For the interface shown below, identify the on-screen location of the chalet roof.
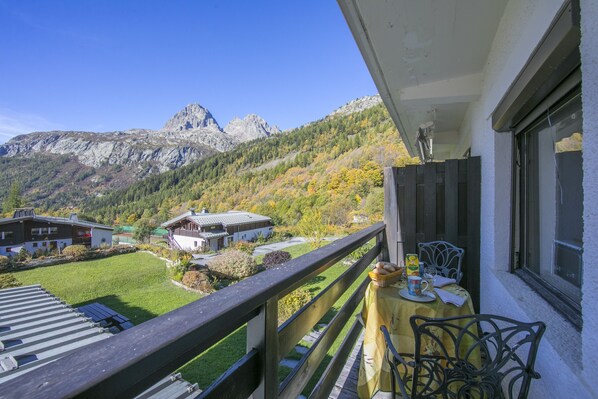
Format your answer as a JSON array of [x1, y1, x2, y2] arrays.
[[161, 211, 271, 229], [0, 215, 113, 231], [0, 285, 201, 398]]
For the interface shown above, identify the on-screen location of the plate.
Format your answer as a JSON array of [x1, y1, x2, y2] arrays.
[[399, 288, 436, 303]]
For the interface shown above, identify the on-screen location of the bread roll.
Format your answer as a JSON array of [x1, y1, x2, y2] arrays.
[[376, 261, 398, 272], [383, 264, 397, 272], [374, 266, 389, 275]]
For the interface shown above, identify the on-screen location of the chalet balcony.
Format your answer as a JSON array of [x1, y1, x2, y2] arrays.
[[2, 160, 485, 399], [172, 229, 204, 239]]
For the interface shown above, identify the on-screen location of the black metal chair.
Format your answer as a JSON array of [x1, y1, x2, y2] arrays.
[[380, 314, 546, 399], [417, 241, 465, 283]]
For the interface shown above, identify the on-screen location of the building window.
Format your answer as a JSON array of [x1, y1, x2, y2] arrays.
[[33, 242, 38, 248], [194, 241, 198, 247], [48, 227, 58, 234], [515, 87, 582, 309], [1, 231, 13, 240], [42, 242, 47, 247]]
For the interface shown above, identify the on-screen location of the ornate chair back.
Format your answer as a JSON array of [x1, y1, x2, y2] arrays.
[[417, 240, 464, 283], [381, 314, 546, 399]]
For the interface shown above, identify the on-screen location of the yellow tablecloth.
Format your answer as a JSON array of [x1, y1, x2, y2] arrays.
[[357, 280, 476, 399]]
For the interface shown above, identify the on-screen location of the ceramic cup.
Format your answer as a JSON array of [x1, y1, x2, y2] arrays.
[[407, 275, 429, 296]]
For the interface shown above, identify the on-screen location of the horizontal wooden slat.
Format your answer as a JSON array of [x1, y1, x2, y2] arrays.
[[198, 350, 260, 399], [2, 222, 385, 399], [278, 277, 370, 399], [309, 319, 363, 399], [276, 224, 385, 299], [278, 243, 380, 359]]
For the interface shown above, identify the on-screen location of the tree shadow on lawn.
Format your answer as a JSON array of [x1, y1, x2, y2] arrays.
[[178, 326, 248, 389], [303, 275, 326, 292], [74, 295, 158, 326]]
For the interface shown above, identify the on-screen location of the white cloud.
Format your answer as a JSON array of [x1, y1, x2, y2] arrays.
[[0, 109, 62, 144]]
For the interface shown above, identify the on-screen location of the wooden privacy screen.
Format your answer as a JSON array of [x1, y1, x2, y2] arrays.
[[384, 157, 481, 310]]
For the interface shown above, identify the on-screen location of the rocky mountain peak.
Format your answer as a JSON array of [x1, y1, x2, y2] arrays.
[[327, 94, 382, 118], [224, 114, 281, 142], [162, 103, 220, 132]]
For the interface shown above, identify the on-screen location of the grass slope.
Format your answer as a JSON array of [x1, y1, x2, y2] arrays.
[[13, 252, 201, 324]]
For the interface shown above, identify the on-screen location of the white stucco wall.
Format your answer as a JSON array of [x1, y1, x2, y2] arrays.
[[230, 226, 273, 243], [173, 226, 272, 251], [580, 0, 598, 386], [173, 234, 206, 251], [91, 228, 113, 248], [463, 0, 596, 396], [0, 239, 72, 256]]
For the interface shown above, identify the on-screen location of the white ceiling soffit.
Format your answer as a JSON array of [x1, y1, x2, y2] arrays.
[[338, 0, 508, 160]]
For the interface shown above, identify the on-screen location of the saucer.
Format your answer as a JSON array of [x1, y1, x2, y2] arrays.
[[399, 288, 436, 303]]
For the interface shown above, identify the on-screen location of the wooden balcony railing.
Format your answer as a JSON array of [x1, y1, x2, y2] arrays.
[[3, 222, 386, 399], [173, 229, 203, 238]]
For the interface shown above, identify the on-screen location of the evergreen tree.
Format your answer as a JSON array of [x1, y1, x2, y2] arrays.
[[3, 181, 23, 214], [133, 218, 156, 244]]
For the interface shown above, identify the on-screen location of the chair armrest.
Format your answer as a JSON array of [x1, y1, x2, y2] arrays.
[[380, 325, 414, 398]]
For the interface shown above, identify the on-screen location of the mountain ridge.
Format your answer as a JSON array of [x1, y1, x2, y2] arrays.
[[0, 95, 389, 213], [0, 103, 280, 172], [85, 101, 418, 227]]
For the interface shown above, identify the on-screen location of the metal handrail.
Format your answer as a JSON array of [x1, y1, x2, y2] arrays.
[[3, 222, 386, 399]]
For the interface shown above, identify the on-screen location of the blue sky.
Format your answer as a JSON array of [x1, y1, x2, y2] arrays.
[[0, 1, 377, 143]]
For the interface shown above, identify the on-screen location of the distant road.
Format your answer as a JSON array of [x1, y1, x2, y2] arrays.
[[252, 237, 308, 256]]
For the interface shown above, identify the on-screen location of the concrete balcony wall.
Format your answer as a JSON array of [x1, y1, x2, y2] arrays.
[[466, 0, 596, 396]]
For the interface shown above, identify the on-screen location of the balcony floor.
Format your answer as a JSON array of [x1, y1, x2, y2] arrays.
[[330, 331, 394, 399], [329, 332, 362, 399]]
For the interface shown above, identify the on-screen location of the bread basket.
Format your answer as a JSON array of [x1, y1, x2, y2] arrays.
[[368, 268, 404, 287]]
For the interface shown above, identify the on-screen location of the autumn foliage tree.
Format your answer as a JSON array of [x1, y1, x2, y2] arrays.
[[297, 210, 328, 249]]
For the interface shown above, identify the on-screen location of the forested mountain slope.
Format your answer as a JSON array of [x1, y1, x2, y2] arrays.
[[86, 104, 419, 227]]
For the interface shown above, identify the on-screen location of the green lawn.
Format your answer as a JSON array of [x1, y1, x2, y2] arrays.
[[13, 252, 201, 324], [11, 243, 370, 394], [254, 241, 314, 265]]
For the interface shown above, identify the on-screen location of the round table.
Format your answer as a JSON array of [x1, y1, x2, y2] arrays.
[[357, 280, 475, 398]]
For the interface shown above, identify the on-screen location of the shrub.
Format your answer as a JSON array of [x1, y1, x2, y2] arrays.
[[228, 240, 256, 255], [170, 254, 192, 281], [15, 248, 30, 262], [62, 245, 89, 258], [255, 232, 267, 244], [349, 240, 375, 261], [0, 274, 21, 289], [0, 255, 10, 271], [171, 249, 189, 261], [263, 250, 292, 269], [182, 271, 214, 293], [137, 243, 186, 261], [278, 287, 313, 325], [169, 268, 184, 282], [208, 250, 258, 280]]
